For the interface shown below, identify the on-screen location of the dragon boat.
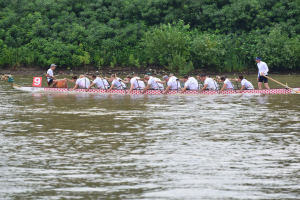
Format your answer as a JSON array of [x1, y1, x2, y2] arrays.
[[1, 75, 300, 95]]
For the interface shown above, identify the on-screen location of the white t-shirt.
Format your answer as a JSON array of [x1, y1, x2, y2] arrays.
[[93, 77, 104, 88], [112, 77, 126, 89], [241, 79, 254, 89], [184, 77, 199, 90], [257, 61, 269, 77], [102, 78, 110, 88], [46, 69, 53, 82], [76, 77, 90, 88], [167, 76, 181, 90], [148, 76, 164, 89], [224, 78, 234, 89], [204, 78, 216, 90], [130, 77, 145, 89]]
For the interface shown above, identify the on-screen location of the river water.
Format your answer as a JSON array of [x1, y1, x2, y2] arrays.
[[1, 75, 300, 199]]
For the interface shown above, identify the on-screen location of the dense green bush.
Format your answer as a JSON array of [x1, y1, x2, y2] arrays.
[[0, 0, 300, 73]]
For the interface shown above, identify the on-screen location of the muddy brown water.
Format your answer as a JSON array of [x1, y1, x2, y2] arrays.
[[0, 75, 300, 199]]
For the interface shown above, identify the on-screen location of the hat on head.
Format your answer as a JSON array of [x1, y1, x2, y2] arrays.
[[51, 64, 57, 67], [163, 75, 169, 80], [255, 57, 262, 61], [169, 73, 174, 76]]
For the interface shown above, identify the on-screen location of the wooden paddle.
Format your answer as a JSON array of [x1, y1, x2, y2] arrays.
[[262, 75, 300, 94]]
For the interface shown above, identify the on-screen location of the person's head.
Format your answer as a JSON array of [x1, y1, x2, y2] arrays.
[[72, 76, 77, 80], [97, 75, 102, 78], [163, 75, 169, 82], [126, 75, 132, 80], [169, 73, 174, 77], [198, 74, 207, 82], [144, 75, 150, 81], [182, 75, 189, 82], [92, 74, 97, 79], [255, 57, 262, 63], [79, 75, 85, 79], [238, 75, 244, 82], [220, 76, 226, 82], [50, 64, 57, 70], [111, 74, 116, 78]]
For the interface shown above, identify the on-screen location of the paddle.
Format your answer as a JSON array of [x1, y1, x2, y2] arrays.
[[213, 80, 220, 94], [176, 78, 179, 93], [118, 79, 127, 94], [101, 78, 107, 92], [262, 75, 300, 94], [156, 82, 163, 94], [136, 78, 142, 94]]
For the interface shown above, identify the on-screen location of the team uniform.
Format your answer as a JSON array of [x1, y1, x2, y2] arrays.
[[167, 76, 181, 90], [102, 78, 110, 89], [257, 61, 269, 83], [204, 78, 216, 90], [241, 79, 254, 89], [184, 77, 199, 90], [47, 69, 54, 83], [224, 78, 234, 89], [130, 77, 145, 89], [148, 76, 164, 89], [93, 77, 105, 89], [76, 77, 90, 88], [112, 78, 126, 89]]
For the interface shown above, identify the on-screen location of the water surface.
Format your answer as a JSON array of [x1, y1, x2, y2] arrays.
[[0, 75, 300, 199]]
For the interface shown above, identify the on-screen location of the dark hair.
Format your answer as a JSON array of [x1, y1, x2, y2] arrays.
[[220, 76, 226, 81], [92, 74, 96, 78], [183, 75, 189, 79], [199, 74, 206, 78], [238, 75, 244, 80], [72, 76, 77, 79], [127, 75, 132, 79], [111, 74, 115, 78]]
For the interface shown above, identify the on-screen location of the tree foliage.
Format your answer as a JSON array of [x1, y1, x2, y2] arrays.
[[0, 0, 300, 72]]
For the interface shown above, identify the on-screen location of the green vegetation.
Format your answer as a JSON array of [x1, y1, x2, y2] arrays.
[[1, 0, 300, 73]]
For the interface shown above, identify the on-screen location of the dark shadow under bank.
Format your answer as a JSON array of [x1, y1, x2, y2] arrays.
[[1, 65, 300, 76]]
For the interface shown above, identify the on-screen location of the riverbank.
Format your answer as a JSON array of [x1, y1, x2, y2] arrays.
[[0, 66, 299, 77]]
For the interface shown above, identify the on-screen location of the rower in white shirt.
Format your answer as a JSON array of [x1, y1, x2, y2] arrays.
[[255, 57, 270, 90], [198, 74, 216, 92], [231, 76, 254, 92], [70, 75, 90, 91], [180, 75, 199, 93], [142, 75, 164, 94], [216, 76, 234, 92], [106, 74, 126, 92], [85, 74, 105, 91], [127, 74, 145, 94], [156, 74, 181, 94]]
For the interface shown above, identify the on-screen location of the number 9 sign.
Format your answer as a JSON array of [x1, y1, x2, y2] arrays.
[[32, 77, 42, 87]]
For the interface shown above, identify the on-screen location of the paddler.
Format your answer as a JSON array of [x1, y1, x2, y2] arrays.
[[180, 75, 199, 93], [156, 73, 180, 94], [255, 57, 270, 90], [230, 76, 254, 92], [127, 74, 145, 94], [70, 75, 90, 91], [106, 74, 126, 92], [198, 74, 216, 92], [85, 74, 105, 91], [216, 76, 235, 92], [142, 75, 164, 94], [46, 64, 58, 87]]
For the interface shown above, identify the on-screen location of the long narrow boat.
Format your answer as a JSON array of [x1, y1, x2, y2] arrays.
[[12, 85, 300, 95], [2, 75, 300, 95]]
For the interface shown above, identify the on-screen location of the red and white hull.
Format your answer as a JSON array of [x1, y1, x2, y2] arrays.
[[13, 86, 300, 95]]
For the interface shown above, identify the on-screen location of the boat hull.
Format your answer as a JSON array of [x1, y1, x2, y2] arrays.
[[13, 86, 300, 95]]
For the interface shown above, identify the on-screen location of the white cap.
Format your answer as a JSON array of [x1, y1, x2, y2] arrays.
[[51, 64, 57, 67]]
